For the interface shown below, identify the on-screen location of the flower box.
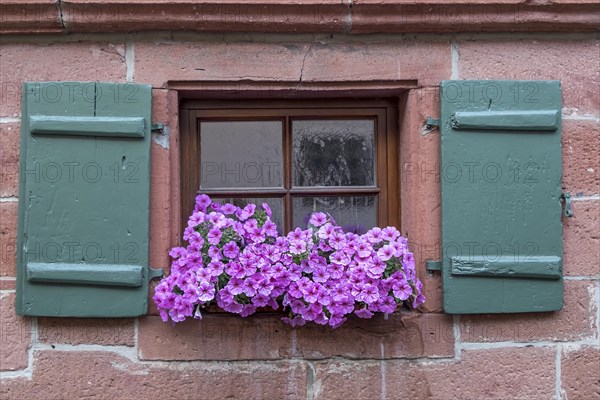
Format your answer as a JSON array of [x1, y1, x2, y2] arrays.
[[154, 195, 425, 328]]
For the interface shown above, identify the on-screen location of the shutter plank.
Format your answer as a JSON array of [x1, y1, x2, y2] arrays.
[[27, 263, 144, 287], [29, 116, 146, 138], [450, 256, 561, 279], [451, 110, 560, 131]]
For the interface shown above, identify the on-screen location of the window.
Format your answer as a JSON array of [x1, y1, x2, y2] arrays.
[[180, 100, 399, 234]]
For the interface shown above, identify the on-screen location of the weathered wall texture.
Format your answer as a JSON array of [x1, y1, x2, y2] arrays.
[[0, 4, 599, 399]]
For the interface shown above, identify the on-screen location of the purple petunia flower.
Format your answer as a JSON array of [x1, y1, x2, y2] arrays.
[[263, 220, 278, 237], [207, 228, 222, 245], [198, 281, 215, 302], [188, 212, 205, 228], [289, 240, 307, 255], [207, 260, 224, 277], [221, 203, 237, 215], [355, 307, 373, 318], [262, 202, 272, 217], [156, 194, 425, 327], [195, 194, 211, 212], [382, 226, 400, 241], [223, 241, 240, 259], [208, 245, 222, 260], [236, 203, 256, 221], [309, 212, 328, 227], [393, 280, 413, 301], [377, 244, 395, 261], [169, 247, 187, 259], [366, 227, 383, 244], [358, 284, 379, 304], [318, 223, 336, 240]]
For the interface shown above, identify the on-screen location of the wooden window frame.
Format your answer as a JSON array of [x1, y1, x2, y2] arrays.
[[180, 99, 399, 233]]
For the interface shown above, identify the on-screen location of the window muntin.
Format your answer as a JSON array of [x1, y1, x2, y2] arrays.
[[181, 100, 398, 234]]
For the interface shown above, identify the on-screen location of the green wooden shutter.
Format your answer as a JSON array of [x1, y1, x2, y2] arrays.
[[439, 80, 563, 314], [16, 82, 162, 317]]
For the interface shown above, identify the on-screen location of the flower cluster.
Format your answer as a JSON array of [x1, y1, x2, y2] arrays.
[[154, 194, 425, 328]]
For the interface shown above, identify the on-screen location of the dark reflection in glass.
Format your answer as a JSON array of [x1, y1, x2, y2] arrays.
[[292, 120, 375, 187]]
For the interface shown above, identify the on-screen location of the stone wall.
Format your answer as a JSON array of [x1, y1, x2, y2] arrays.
[[0, 3, 598, 398]]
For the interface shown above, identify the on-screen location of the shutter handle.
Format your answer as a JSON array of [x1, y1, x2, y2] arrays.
[[561, 192, 574, 218]]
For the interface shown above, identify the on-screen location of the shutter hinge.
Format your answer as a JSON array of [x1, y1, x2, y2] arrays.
[[561, 192, 574, 217], [426, 260, 442, 273], [149, 267, 164, 280], [151, 123, 165, 133], [425, 117, 440, 129]]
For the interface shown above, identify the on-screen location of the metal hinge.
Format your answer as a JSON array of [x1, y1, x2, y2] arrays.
[[426, 260, 442, 273], [151, 123, 165, 133], [425, 117, 440, 129], [561, 192, 574, 217], [149, 267, 164, 280]]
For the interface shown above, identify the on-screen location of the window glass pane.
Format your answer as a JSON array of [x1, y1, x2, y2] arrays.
[[292, 120, 375, 187], [292, 196, 376, 234], [200, 121, 283, 189], [210, 197, 284, 234]]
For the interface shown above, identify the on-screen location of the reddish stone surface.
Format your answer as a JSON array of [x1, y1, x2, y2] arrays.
[[138, 312, 453, 361], [460, 280, 597, 343], [313, 346, 556, 399], [135, 40, 450, 88], [61, 1, 348, 34], [151, 89, 178, 132], [400, 87, 442, 312], [149, 89, 177, 274], [0, 123, 19, 198], [458, 39, 600, 116], [300, 41, 451, 87], [0, 350, 307, 400], [0, 23, 598, 400], [3, 1, 598, 36], [166, 90, 182, 254], [149, 142, 171, 273], [351, 1, 600, 33], [139, 314, 292, 361], [0, 42, 126, 118], [0, 293, 31, 371], [562, 345, 600, 399], [293, 312, 453, 360], [0, 279, 16, 291], [135, 41, 308, 88], [563, 201, 600, 276], [0, 202, 18, 277], [0, 0, 62, 34], [148, 89, 180, 315], [563, 119, 600, 196], [37, 318, 135, 346]]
